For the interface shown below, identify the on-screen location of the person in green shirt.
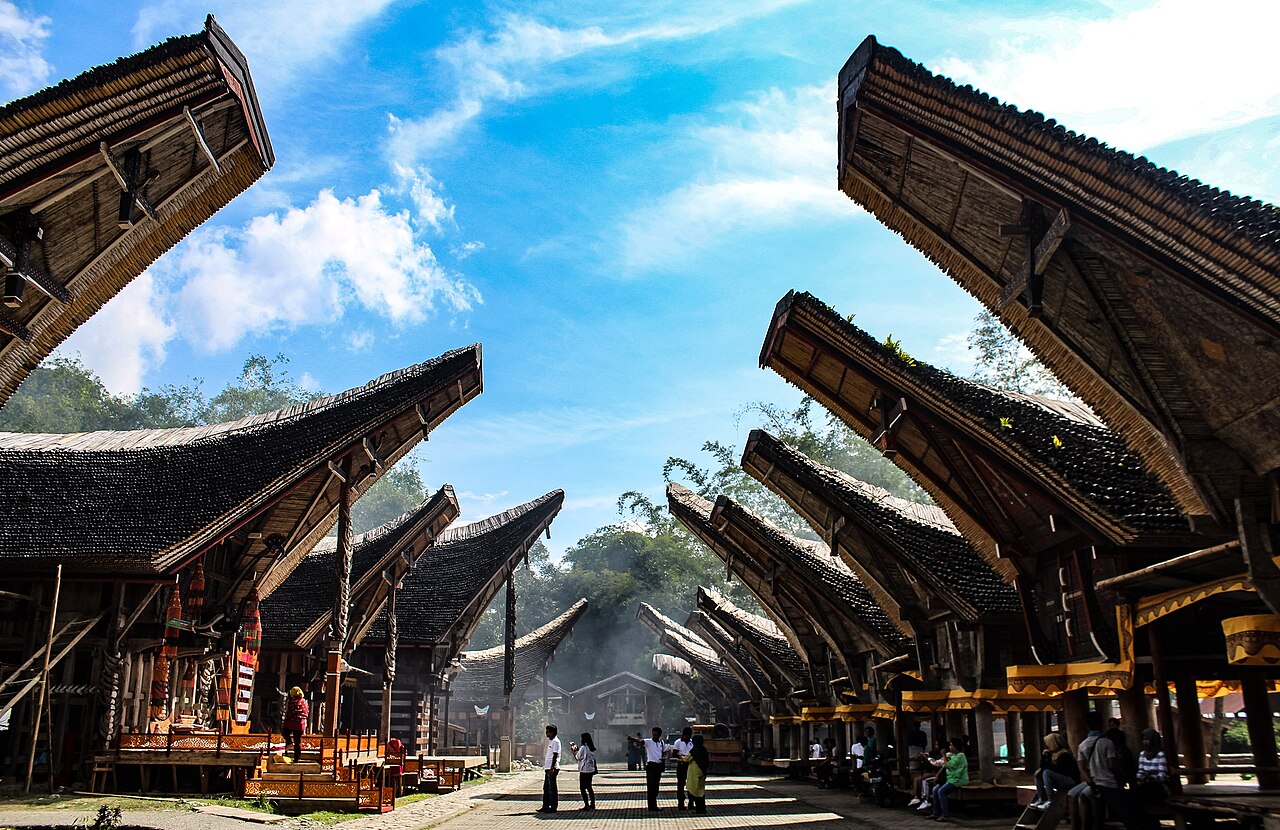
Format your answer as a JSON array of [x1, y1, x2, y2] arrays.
[[931, 737, 969, 822]]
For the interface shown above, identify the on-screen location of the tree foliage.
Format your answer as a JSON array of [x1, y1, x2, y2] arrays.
[[968, 311, 1074, 398]]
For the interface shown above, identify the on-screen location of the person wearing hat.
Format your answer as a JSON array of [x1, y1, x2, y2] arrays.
[[282, 687, 308, 761]]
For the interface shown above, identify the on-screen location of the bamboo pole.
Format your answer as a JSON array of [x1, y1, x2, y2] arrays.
[[26, 564, 62, 792]]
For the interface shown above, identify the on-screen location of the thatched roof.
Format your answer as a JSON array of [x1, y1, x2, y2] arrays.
[[448, 599, 589, 706], [365, 489, 564, 651], [666, 483, 836, 666], [0, 346, 482, 602], [259, 487, 460, 649], [685, 608, 775, 701], [836, 35, 1280, 522], [693, 587, 812, 692], [637, 602, 745, 701], [0, 16, 274, 405], [742, 429, 1019, 629], [708, 492, 910, 654], [761, 291, 1196, 572]]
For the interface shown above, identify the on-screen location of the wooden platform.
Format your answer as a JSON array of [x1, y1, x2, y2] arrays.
[[1169, 783, 1280, 828]]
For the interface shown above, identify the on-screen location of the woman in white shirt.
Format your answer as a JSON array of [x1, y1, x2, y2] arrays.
[[572, 732, 598, 810]]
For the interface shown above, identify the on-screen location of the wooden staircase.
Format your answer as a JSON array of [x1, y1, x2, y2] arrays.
[[0, 611, 106, 720], [242, 734, 394, 813], [1014, 792, 1068, 830]]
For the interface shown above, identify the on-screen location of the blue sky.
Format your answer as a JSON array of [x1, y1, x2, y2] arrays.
[[5, 0, 1278, 556]]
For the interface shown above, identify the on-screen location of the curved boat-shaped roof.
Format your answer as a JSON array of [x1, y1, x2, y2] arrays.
[[449, 599, 589, 705], [836, 35, 1280, 520], [0, 16, 274, 405], [260, 487, 460, 648], [0, 346, 482, 600], [366, 490, 565, 652]]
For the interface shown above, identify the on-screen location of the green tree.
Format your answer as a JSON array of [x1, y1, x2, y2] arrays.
[[0, 356, 138, 433], [352, 460, 429, 533], [200, 353, 318, 423], [968, 311, 1074, 398]]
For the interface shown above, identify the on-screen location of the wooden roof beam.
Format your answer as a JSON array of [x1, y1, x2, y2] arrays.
[[183, 105, 221, 176], [998, 204, 1071, 315], [98, 142, 157, 227], [0, 213, 67, 306]]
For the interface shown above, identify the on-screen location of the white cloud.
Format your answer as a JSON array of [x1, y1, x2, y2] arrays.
[[618, 85, 860, 271], [453, 241, 485, 260], [387, 2, 806, 167], [933, 0, 1280, 150], [131, 0, 396, 93], [56, 272, 174, 394], [0, 0, 52, 98], [931, 332, 977, 377], [390, 165, 456, 232], [162, 188, 479, 351]]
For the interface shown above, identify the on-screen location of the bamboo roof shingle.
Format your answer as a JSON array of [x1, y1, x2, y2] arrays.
[[836, 35, 1280, 522], [365, 490, 565, 651], [637, 602, 746, 702], [761, 291, 1197, 571], [448, 599, 589, 706], [743, 429, 1019, 630], [259, 487, 461, 649], [708, 493, 911, 655], [684, 608, 775, 701], [0, 16, 274, 405], [0, 346, 482, 597], [693, 587, 814, 695]]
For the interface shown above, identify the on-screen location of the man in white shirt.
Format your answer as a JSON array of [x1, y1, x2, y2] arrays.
[[810, 739, 824, 760], [538, 724, 561, 813], [628, 726, 668, 810], [672, 727, 695, 810]]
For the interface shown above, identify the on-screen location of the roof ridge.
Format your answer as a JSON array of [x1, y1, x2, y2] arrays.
[[0, 347, 478, 452], [460, 599, 588, 660], [437, 489, 565, 544]]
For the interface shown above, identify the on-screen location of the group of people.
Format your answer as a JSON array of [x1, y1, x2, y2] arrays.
[[538, 724, 711, 814], [1032, 713, 1170, 830], [904, 734, 970, 822]]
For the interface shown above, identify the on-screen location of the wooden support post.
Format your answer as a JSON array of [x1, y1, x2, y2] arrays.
[[1241, 673, 1280, 790], [1174, 675, 1207, 785], [324, 478, 352, 737], [1022, 712, 1044, 775], [1118, 682, 1148, 756], [1148, 623, 1182, 794], [26, 564, 61, 792], [1006, 710, 1023, 765], [771, 722, 781, 758], [1238, 497, 1280, 614], [944, 709, 967, 745], [975, 703, 997, 784], [895, 706, 911, 788], [499, 573, 516, 772], [380, 577, 397, 744], [1062, 689, 1090, 750]]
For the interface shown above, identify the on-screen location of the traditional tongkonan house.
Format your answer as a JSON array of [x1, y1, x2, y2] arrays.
[[742, 428, 1025, 782], [0, 16, 273, 406], [637, 602, 752, 728], [257, 488, 461, 739], [668, 484, 840, 708], [684, 595, 784, 710], [447, 599, 588, 752], [834, 35, 1280, 799], [691, 588, 831, 758], [671, 481, 909, 705], [357, 490, 565, 755], [0, 345, 481, 793], [760, 291, 1202, 753], [701, 491, 914, 754]]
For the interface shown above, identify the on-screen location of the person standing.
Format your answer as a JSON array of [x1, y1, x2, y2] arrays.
[[572, 732, 597, 810], [932, 737, 969, 822], [672, 727, 695, 809], [282, 686, 308, 762], [628, 726, 668, 811], [627, 732, 642, 771], [685, 733, 711, 814], [538, 724, 561, 813]]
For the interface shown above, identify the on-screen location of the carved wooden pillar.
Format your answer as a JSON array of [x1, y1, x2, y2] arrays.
[[324, 477, 352, 736], [380, 576, 397, 743]]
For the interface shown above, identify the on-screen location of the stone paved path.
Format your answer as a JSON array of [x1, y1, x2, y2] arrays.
[[433, 768, 1016, 830]]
